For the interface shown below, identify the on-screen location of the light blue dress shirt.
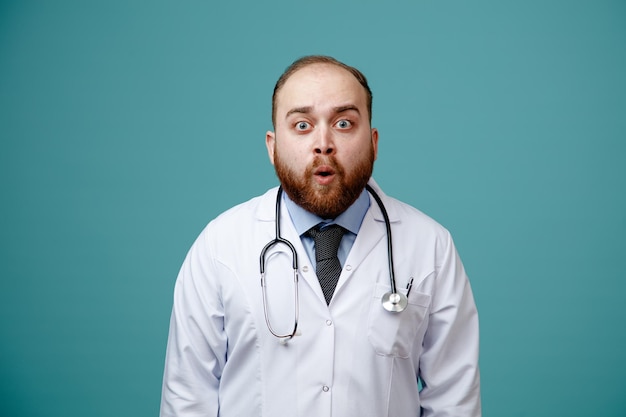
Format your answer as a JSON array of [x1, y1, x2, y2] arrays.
[[282, 189, 370, 269]]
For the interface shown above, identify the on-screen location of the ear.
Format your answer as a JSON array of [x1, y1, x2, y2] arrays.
[[266, 130, 276, 165], [371, 128, 379, 160]]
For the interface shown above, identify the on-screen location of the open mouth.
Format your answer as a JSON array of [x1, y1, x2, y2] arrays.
[[314, 166, 335, 176], [313, 165, 336, 184]]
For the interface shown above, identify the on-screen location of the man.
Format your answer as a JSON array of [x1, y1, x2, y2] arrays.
[[160, 55, 481, 416]]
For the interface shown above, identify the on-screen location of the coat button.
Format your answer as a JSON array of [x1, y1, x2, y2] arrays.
[[326, 320, 332, 326], [322, 385, 330, 392], [302, 265, 309, 272], [345, 264, 352, 271]]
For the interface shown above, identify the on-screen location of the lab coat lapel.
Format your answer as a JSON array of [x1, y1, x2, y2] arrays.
[[257, 187, 328, 305], [334, 181, 400, 297], [277, 201, 329, 305], [333, 204, 385, 297]]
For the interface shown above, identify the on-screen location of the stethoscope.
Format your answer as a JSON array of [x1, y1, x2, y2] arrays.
[[260, 184, 411, 341]]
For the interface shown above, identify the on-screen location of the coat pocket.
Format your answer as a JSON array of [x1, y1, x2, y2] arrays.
[[367, 283, 431, 358]]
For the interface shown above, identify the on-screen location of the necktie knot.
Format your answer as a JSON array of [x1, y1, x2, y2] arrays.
[[306, 224, 346, 262]]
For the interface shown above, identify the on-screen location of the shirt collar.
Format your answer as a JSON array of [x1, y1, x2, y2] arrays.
[[283, 188, 370, 236]]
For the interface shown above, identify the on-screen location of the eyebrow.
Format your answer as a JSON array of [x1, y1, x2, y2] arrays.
[[333, 105, 360, 115], [285, 105, 360, 119], [285, 107, 313, 118]]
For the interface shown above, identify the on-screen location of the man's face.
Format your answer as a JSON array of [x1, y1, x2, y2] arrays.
[[266, 63, 379, 219]]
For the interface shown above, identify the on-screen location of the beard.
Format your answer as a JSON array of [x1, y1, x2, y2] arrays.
[[273, 145, 375, 219]]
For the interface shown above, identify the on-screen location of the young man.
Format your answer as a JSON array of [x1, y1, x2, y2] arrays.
[[160, 55, 481, 416]]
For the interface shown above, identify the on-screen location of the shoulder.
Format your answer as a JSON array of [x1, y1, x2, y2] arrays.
[[388, 195, 445, 229], [374, 190, 461, 270], [384, 195, 451, 240], [368, 179, 449, 239]]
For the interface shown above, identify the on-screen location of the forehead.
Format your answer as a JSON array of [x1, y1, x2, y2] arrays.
[[275, 64, 368, 114]]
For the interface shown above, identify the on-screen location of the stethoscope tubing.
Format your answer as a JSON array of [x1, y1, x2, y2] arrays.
[[259, 184, 406, 340], [364, 183, 398, 296], [260, 187, 300, 339]]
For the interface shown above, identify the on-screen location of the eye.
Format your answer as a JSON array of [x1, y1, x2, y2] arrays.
[[336, 119, 352, 129], [295, 121, 310, 131]]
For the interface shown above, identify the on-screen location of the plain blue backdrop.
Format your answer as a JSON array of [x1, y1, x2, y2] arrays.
[[1, 1, 625, 415]]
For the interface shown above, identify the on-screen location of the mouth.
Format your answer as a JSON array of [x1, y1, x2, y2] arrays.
[[313, 165, 336, 185], [314, 165, 335, 176]]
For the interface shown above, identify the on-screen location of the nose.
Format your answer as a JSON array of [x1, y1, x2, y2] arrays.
[[314, 126, 335, 155]]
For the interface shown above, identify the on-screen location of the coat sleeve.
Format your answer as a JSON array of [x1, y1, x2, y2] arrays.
[[160, 227, 226, 417], [418, 230, 481, 417]]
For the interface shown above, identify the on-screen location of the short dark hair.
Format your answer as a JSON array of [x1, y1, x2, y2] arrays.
[[271, 55, 373, 127]]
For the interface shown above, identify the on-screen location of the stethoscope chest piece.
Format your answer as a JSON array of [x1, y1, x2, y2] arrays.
[[382, 291, 408, 312]]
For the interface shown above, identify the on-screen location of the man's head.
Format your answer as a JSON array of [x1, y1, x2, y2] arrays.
[[266, 56, 378, 219]]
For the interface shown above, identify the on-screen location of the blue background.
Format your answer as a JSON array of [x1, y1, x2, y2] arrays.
[[1, 1, 625, 415]]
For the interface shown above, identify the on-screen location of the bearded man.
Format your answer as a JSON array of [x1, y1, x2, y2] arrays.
[[160, 55, 481, 417]]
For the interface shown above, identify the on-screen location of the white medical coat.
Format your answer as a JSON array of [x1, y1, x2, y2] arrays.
[[160, 180, 481, 417]]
